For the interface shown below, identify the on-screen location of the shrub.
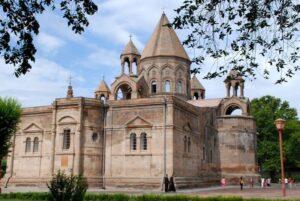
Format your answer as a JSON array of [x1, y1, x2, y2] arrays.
[[47, 171, 88, 201]]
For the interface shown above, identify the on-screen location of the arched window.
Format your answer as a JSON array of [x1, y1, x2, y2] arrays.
[[63, 129, 71, 150], [115, 84, 132, 100], [140, 133, 147, 150], [184, 136, 187, 152], [225, 105, 242, 115], [193, 92, 199, 100], [177, 81, 182, 93], [151, 80, 157, 94], [33, 137, 39, 152], [100, 94, 106, 101], [164, 80, 171, 93], [188, 137, 191, 152], [130, 133, 137, 150], [25, 137, 31, 153]]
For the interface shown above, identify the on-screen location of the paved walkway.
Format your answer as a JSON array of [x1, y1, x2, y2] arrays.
[[1, 185, 300, 199]]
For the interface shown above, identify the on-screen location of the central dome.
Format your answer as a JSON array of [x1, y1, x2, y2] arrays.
[[141, 13, 190, 61]]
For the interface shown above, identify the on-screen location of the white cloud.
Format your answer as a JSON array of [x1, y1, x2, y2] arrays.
[[0, 59, 83, 107], [36, 32, 65, 53], [85, 48, 119, 67]]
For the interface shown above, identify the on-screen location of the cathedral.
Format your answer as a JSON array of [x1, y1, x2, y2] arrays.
[[3, 14, 259, 189]]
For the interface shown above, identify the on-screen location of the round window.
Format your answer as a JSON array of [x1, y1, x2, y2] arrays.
[[92, 133, 98, 142]]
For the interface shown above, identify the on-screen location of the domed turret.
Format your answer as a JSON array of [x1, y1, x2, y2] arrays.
[[190, 75, 205, 100], [95, 79, 111, 101], [224, 70, 245, 98], [120, 38, 141, 76]]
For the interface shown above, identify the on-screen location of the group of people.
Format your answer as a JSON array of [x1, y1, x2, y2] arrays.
[[278, 177, 296, 188], [163, 174, 176, 192], [220, 177, 254, 190], [260, 178, 271, 187]]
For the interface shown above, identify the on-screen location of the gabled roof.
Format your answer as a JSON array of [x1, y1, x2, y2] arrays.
[[141, 13, 190, 61], [95, 80, 111, 92], [121, 39, 140, 56], [187, 99, 222, 108], [190, 75, 205, 90]]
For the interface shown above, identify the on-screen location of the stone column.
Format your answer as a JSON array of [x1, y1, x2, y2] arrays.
[[73, 98, 84, 174], [121, 62, 124, 74], [240, 82, 244, 98], [226, 83, 230, 98], [129, 60, 133, 75], [50, 101, 57, 175], [232, 83, 237, 97]]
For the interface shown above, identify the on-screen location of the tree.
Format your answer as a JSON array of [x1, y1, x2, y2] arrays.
[[0, 0, 98, 77], [250, 95, 299, 180], [0, 97, 21, 176], [173, 0, 300, 83]]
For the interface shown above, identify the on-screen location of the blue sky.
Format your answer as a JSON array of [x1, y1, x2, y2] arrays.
[[0, 0, 299, 116]]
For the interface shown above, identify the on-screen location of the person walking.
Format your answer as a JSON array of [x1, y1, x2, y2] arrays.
[[221, 177, 226, 189], [240, 177, 244, 190], [163, 174, 169, 193], [168, 175, 176, 192]]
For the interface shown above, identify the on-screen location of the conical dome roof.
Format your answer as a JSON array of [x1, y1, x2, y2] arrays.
[[95, 79, 111, 93], [121, 38, 140, 56], [190, 75, 205, 90], [141, 13, 190, 61]]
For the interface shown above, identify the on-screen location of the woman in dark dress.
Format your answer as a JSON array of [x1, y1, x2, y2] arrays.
[[169, 175, 176, 192]]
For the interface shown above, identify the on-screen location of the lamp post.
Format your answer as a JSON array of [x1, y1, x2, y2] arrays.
[[274, 118, 286, 197]]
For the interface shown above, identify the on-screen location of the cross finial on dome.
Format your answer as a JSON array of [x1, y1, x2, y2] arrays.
[[68, 74, 73, 86], [161, 6, 166, 14]]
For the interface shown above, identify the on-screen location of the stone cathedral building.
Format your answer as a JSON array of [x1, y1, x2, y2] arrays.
[[3, 14, 259, 189]]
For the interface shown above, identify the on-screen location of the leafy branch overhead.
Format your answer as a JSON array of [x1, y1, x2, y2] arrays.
[[173, 0, 300, 83], [0, 0, 98, 77]]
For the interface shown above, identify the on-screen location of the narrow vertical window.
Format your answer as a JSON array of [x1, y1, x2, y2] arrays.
[[151, 80, 157, 94], [177, 81, 182, 93], [130, 133, 137, 150], [184, 136, 187, 152], [203, 146, 206, 160], [165, 80, 171, 92], [140, 133, 147, 150], [33, 137, 39, 152], [25, 137, 31, 153], [188, 137, 191, 152], [63, 129, 71, 150]]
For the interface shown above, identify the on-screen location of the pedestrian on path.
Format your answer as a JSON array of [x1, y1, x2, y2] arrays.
[[240, 177, 244, 190], [168, 175, 176, 192], [163, 174, 169, 193], [221, 177, 226, 189]]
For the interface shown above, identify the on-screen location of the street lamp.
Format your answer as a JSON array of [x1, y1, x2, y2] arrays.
[[274, 118, 286, 197]]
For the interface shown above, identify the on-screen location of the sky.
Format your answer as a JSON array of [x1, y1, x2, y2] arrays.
[[0, 0, 299, 116]]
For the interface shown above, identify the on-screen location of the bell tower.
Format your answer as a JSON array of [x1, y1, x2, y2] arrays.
[[224, 70, 245, 98], [120, 37, 141, 77]]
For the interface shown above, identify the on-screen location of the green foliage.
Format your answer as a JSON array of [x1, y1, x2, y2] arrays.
[[0, 97, 21, 169], [173, 0, 300, 83], [47, 171, 88, 201], [0, 0, 98, 77], [0, 193, 294, 201], [0, 192, 49, 200], [250, 95, 300, 179]]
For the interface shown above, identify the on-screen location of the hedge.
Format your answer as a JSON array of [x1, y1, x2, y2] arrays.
[[0, 192, 298, 201]]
